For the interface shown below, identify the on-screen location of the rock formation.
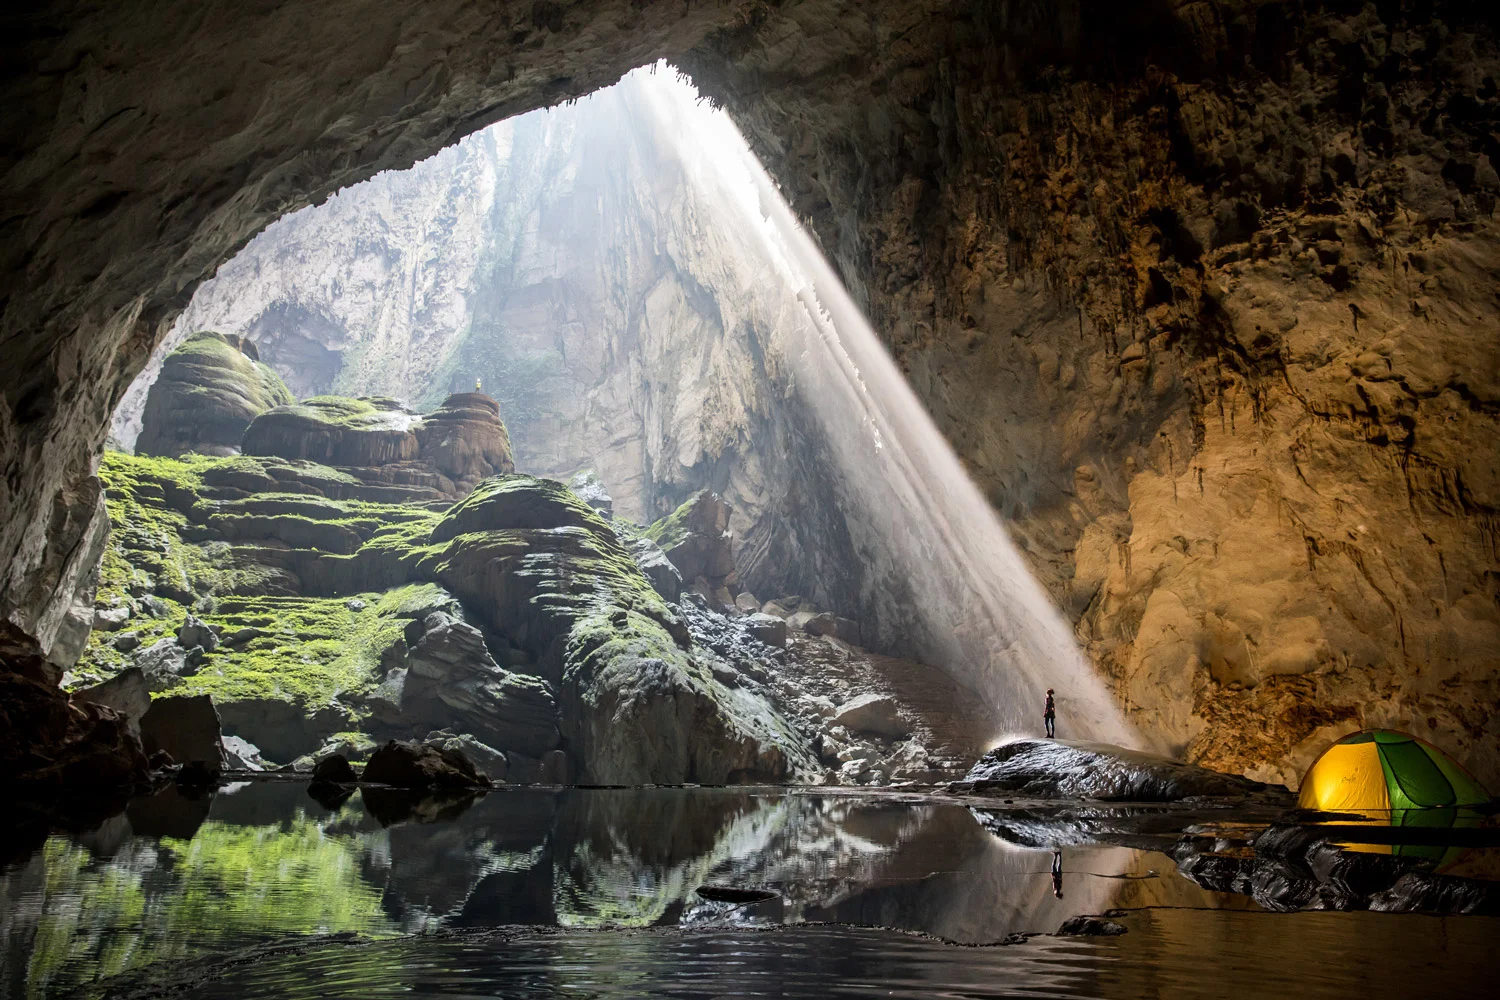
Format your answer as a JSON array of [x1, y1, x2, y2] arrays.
[[136, 332, 292, 457]]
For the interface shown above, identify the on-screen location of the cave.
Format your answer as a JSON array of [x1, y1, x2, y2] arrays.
[[3, 2, 1498, 995]]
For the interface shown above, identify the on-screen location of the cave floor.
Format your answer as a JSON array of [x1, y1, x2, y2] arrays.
[[5, 783, 1496, 998]]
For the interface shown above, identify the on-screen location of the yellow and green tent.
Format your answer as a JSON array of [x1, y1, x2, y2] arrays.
[[1299, 729, 1489, 814]]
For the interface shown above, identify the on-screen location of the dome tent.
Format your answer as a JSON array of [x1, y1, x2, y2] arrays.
[[1298, 729, 1489, 814]]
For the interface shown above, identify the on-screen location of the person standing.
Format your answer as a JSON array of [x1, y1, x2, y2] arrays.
[[1044, 688, 1056, 738], [1051, 849, 1064, 899]]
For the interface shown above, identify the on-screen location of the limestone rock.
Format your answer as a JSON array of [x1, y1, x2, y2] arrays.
[[415, 393, 515, 489], [311, 753, 359, 783], [243, 396, 421, 467], [221, 735, 269, 770], [140, 694, 225, 769], [176, 614, 219, 652], [734, 592, 760, 613], [743, 614, 788, 648], [567, 469, 614, 519], [130, 638, 193, 690], [832, 694, 908, 739], [72, 668, 151, 728], [623, 533, 683, 603], [644, 492, 736, 589], [93, 606, 131, 631], [396, 611, 559, 758], [950, 740, 1282, 801], [423, 731, 507, 781], [362, 739, 490, 789], [136, 332, 293, 458]]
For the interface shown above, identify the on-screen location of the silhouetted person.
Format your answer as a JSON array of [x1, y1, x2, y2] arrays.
[[1051, 849, 1064, 899], [1044, 688, 1056, 738]]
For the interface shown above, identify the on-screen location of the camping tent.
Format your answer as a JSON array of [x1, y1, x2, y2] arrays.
[[1298, 729, 1489, 813]]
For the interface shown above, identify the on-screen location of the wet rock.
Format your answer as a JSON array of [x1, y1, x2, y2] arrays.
[[0, 663, 150, 789], [175, 759, 221, 786], [221, 734, 269, 770], [1056, 916, 1127, 936], [951, 740, 1281, 801], [1369, 872, 1500, 916], [362, 739, 490, 789], [539, 749, 570, 784], [311, 753, 359, 783], [136, 332, 293, 458], [743, 614, 788, 648], [140, 694, 225, 769], [423, 731, 507, 781], [832, 694, 908, 738]]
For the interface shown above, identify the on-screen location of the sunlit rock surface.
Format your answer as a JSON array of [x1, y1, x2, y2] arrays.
[[136, 332, 292, 458]]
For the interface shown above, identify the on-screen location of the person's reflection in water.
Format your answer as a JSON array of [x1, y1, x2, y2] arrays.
[[1050, 849, 1063, 899]]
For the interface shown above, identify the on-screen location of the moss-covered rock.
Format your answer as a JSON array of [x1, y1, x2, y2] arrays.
[[137, 332, 293, 458], [642, 491, 736, 591], [242, 396, 422, 467], [81, 456, 811, 782]]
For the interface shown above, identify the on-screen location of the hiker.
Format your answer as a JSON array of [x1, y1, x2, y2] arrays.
[[475, 376, 483, 393], [1044, 688, 1056, 738], [1051, 849, 1064, 899]]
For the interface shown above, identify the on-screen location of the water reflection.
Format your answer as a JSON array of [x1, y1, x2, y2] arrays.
[[3, 783, 1495, 998]]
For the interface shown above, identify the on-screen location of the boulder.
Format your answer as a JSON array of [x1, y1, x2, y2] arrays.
[[177, 614, 219, 652], [362, 739, 490, 788], [832, 694, 908, 738], [802, 612, 838, 636], [644, 491, 736, 587], [734, 592, 761, 613], [567, 469, 614, 519], [423, 731, 507, 781], [311, 753, 359, 783], [760, 601, 792, 619], [949, 740, 1281, 800], [93, 606, 131, 631], [221, 734, 269, 770], [140, 694, 225, 768], [72, 668, 151, 727], [743, 614, 788, 648], [0, 665, 150, 788], [136, 331, 294, 458], [112, 632, 141, 652], [130, 637, 193, 690]]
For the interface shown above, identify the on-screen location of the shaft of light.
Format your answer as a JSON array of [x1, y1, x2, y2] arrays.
[[633, 66, 1137, 748]]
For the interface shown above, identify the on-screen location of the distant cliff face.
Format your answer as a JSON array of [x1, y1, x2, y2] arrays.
[[112, 74, 864, 616]]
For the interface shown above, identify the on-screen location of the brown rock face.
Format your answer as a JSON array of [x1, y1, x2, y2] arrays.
[[136, 331, 293, 457], [242, 396, 421, 467], [3, 1, 1498, 784], [415, 393, 516, 490]]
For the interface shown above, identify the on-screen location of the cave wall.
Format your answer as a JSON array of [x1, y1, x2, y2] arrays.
[[4, 0, 1496, 782], [684, 0, 1500, 783]]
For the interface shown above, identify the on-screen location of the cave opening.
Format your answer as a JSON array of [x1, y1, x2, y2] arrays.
[[6, 3, 1500, 994]]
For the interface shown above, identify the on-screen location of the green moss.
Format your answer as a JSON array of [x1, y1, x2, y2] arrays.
[[171, 594, 408, 709], [640, 490, 709, 551]]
